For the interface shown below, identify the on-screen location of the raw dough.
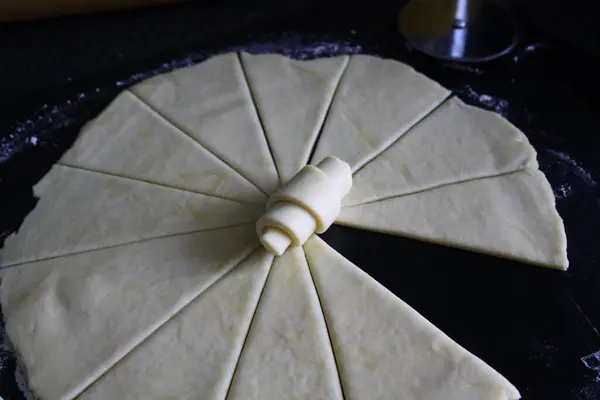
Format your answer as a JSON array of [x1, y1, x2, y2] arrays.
[[130, 53, 279, 194], [310, 54, 450, 171], [226, 247, 343, 400], [0, 52, 568, 400], [304, 235, 520, 400], [338, 169, 568, 269], [77, 249, 273, 400], [241, 52, 348, 183], [2, 165, 263, 266], [344, 96, 538, 206], [257, 156, 352, 255], [60, 90, 266, 203], [1, 224, 259, 399]]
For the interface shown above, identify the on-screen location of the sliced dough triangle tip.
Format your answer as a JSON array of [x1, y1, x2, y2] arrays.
[[240, 52, 349, 183], [60, 90, 266, 204], [130, 53, 279, 195], [227, 247, 343, 400]]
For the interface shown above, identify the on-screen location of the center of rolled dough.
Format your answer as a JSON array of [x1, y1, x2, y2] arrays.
[[256, 156, 353, 256]]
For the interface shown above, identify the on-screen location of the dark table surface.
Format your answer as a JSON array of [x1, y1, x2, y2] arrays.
[[1, 1, 600, 399]]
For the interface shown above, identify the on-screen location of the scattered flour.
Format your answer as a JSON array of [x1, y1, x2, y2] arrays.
[[15, 365, 33, 400], [513, 43, 543, 64], [113, 40, 363, 89], [574, 384, 600, 399], [582, 351, 600, 373], [575, 352, 600, 399], [4, 40, 362, 164], [0, 92, 89, 163], [0, 136, 21, 163], [274, 40, 363, 60], [525, 44, 541, 52], [548, 149, 597, 187], [460, 85, 510, 116], [0, 327, 33, 400], [0, 328, 11, 397], [442, 63, 484, 75], [0, 325, 9, 371], [554, 182, 573, 200]]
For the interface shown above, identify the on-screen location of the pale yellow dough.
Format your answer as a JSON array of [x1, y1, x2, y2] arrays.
[[60, 90, 266, 203], [338, 170, 568, 269], [257, 156, 352, 255], [304, 236, 520, 400], [2, 165, 262, 266], [130, 53, 279, 195], [310, 54, 450, 171], [1, 224, 259, 399], [227, 247, 343, 400], [77, 249, 273, 400], [344, 96, 538, 206], [241, 52, 348, 183], [0, 52, 568, 400]]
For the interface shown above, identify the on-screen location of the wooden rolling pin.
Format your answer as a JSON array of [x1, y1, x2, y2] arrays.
[[0, 0, 185, 22]]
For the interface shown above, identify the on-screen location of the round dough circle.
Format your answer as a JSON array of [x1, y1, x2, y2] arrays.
[[0, 52, 567, 400]]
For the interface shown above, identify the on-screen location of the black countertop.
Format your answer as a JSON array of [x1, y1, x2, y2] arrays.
[[1, 1, 600, 399]]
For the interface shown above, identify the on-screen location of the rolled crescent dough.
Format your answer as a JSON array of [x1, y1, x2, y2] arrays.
[[0, 52, 567, 400]]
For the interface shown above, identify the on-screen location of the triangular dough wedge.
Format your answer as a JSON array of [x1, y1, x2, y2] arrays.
[[130, 53, 279, 194], [79, 249, 273, 400], [310, 54, 449, 171], [344, 97, 538, 206], [304, 236, 520, 400], [1, 165, 262, 266], [60, 91, 266, 203], [240, 52, 349, 183], [227, 247, 343, 400], [0, 224, 258, 400], [337, 170, 568, 269]]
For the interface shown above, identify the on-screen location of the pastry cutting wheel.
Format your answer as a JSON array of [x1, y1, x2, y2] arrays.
[[399, 0, 518, 62]]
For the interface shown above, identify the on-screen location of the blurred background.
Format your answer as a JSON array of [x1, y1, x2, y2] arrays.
[[1, 0, 598, 59]]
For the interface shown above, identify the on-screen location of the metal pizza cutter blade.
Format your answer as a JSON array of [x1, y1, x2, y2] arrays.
[[399, 0, 518, 62]]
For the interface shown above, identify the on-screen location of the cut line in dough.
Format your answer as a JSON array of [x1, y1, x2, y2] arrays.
[[77, 249, 274, 400], [240, 52, 349, 184], [344, 96, 538, 207], [226, 247, 344, 400], [310, 54, 450, 172], [305, 235, 520, 400], [337, 169, 568, 269], [60, 90, 267, 204], [0, 52, 570, 400], [237, 53, 281, 187], [1, 224, 260, 400], [1, 165, 263, 267], [130, 53, 280, 195]]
